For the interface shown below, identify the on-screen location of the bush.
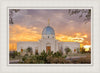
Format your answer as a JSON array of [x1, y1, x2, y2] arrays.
[[65, 48, 71, 54], [26, 47, 33, 55], [46, 56, 69, 64], [40, 50, 48, 62], [9, 51, 18, 58], [22, 56, 27, 62], [46, 56, 53, 63], [77, 48, 80, 53], [52, 51, 62, 58], [20, 50, 91, 64], [80, 47, 86, 54], [62, 55, 67, 58], [59, 49, 63, 55], [24, 58, 33, 63], [24, 54, 28, 56], [21, 50, 67, 64]]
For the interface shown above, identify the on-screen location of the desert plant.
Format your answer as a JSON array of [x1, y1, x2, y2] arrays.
[[40, 50, 48, 62], [52, 51, 62, 58]]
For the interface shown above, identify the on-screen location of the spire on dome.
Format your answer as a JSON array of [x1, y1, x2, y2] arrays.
[[48, 19, 50, 25]]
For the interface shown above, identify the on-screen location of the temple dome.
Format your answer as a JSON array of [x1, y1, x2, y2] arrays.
[[42, 26, 55, 35]]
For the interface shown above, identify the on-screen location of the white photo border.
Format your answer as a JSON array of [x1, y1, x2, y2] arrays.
[[0, 0, 100, 73], [7, 7, 93, 66]]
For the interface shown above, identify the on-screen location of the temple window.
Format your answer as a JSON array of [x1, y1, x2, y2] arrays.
[[21, 49, 23, 52], [74, 49, 76, 52]]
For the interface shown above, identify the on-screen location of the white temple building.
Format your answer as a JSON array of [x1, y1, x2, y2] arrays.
[[17, 21, 80, 55]]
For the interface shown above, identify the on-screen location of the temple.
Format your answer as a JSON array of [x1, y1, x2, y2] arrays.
[[17, 20, 80, 55]]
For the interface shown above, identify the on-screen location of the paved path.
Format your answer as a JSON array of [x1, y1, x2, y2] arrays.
[[66, 56, 87, 60], [9, 60, 19, 64]]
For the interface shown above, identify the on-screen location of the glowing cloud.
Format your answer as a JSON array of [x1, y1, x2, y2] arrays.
[[56, 33, 88, 44], [83, 45, 91, 51], [9, 24, 41, 50]]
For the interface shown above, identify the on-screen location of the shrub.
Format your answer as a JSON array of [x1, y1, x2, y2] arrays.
[[40, 50, 48, 62], [47, 50, 53, 56], [9, 51, 18, 58], [26, 47, 33, 55], [24, 58, 33, 63], [24, 54, 28, 56], [65, 48, 71, 54], [17, 52, 20, 56], [20, 50, 73, 64], [46, 56, 69, 64], [80, 47, 86, 54], [22, 56, 27, 62], [59, 49, 63, 55], [62, 55, 67, 58], [77, 48, 80, 53], [50, 58, 59, 63], [52, 51, 62, 58], [46, 56, 53, 63]]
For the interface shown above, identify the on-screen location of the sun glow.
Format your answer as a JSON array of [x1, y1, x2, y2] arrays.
[[83, 45, 91, 51]]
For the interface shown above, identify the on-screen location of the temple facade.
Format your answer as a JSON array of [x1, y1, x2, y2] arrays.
[[17, 22, 80, 55]]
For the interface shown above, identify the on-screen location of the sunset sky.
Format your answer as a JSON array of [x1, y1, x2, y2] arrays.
[[9, 9, 91, 51]]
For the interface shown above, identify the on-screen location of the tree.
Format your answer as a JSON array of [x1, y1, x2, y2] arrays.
[[80, 47, 85, 54], [59, 49, 63, 55], [67, 9, 91, 21], [65, 48, 71, 54], [9, 51, 18, 58], [88, 48, 91, 53], [77, 48, 80, 53], [9, 9, 20, 24]]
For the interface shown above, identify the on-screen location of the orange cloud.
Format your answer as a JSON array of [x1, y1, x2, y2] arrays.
[[9, 25, 90, 51], [75, 33, 81, 36], [9, 24, 41, 50], [82, 34, 87, 38], [56, 33, 90, 45]]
